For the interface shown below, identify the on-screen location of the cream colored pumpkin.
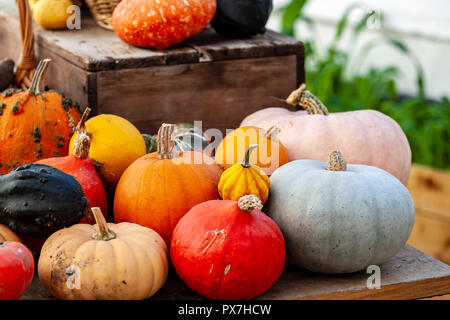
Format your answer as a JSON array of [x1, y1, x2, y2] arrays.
[[240, 84, 412, 185], [38, 208, 169, 300]]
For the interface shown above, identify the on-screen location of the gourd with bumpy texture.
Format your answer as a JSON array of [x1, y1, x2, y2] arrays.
[[215, 126, 289, 176], [37, 108, 108, 223], [267, 150, 415, 274], [0, 241, 34, 300], [218, 145, 270, 203], [69, 113, 146, 189], [0, 59, 81, 174], [240, 84, 412, 185], [38, 207, 169, 300], [0, 164, 89, 238], [114, 123, 222, 246], [171, 195, 285, 300], [112, 0, 217, 49]]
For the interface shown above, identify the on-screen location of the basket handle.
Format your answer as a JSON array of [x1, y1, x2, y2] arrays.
[[15, 0, 36, 90]]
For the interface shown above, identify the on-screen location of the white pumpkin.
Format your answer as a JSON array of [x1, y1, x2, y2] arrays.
[[267, 151, 415, 273]]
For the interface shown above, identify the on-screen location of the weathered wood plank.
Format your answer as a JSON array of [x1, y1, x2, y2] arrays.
[[96, 55, 299, 134], [407, 164, 450, 219], [0, 8, 304, 72], [408, 212, 450, 265], [35, 46, 95, 110], [21, 245, 450, 300], [406, 164, 450, 265]]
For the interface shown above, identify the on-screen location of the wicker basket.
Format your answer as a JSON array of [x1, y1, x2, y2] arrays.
[[85, 0, 121, 30]]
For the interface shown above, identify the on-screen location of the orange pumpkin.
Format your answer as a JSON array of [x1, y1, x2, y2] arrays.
[[0, 59, 81, 174], [215, 126, 289, 176], [114, 123, 222, 246]]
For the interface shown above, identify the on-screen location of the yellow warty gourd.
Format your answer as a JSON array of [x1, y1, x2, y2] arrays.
[[218, 145, 271, 203]]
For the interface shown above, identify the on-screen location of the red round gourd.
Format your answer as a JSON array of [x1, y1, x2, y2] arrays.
[[112, 0, 217, 49], [171, 195, 286, 300], [0, 241, 35, 300], [36, 108, 107, 224]]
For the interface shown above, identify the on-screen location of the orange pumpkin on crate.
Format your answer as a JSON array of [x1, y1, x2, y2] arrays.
[[114, 123, 222, 246], [0, 59, 81, 174]]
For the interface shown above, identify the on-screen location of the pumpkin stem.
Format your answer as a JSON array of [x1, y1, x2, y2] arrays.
[[238, 195, 263, 212], [241, 144, 258, 168], [265, 126, 281, 140], [327, 150, 347, 171], [157, 123, 175, 159], [72, 107, 92, 159], [286, 84, 329, 115], [91, 207, 116, 241], [28, 59, 51, 94]]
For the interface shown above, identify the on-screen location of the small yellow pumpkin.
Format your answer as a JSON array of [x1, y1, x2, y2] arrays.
[[69, 114, 147, 188], [218, 145, 270, 203], [38, 207, 169, 300], [215, 126, 289, 176]]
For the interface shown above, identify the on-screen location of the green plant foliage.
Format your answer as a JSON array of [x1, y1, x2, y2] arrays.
[[280, 0, 450, 170]]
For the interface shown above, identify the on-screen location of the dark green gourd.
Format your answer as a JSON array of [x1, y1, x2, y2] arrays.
[[0, 164, 89, 237], [211, 0, 273, 38]]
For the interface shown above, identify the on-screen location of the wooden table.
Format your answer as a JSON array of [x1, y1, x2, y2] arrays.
[[23, 245, 450, 300]]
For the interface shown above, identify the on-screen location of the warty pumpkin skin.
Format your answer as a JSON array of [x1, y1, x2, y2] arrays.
[[69, 113, 147, 188], [38, 207, 169, 300], [267, 151, 415, 274], [215, 126, 289, 176], [37, 108, 108, 223], [171, 195, 286, 300], [240, 84, 412, 185], [114, 123, 222, 246], [218, 145, 270, 203], [0, 59, 81, 174]]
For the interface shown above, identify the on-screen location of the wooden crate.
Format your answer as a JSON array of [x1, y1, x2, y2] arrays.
[[0, 9, 304, 134], [407, 164, 450, 265]]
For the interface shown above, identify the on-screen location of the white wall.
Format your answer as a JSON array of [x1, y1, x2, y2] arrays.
[[269, 0, 450, 100]]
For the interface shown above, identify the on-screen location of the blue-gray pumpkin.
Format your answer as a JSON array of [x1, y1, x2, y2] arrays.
[[267, 150, 415, 273]]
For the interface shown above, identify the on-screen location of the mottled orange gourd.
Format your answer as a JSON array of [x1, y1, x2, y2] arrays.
[[0, 59, 81, 174]]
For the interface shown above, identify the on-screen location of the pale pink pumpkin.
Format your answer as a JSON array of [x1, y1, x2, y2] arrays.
[[240, 84, 412, 185], [112, 0, 216, 49]]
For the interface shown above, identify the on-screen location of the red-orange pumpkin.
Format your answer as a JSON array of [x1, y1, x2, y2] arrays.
[[114, 123, 222, 246], [36, 108, 108, 224], [112, 0, 216, 49], [0, 59, 81, 174], [171, 195, 286, 300]]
